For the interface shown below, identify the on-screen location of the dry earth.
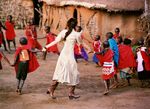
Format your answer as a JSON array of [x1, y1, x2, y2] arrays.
[[0, 29, 150, 109]]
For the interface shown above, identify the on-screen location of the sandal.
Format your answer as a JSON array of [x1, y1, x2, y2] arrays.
[[68, 95, 80, 100]]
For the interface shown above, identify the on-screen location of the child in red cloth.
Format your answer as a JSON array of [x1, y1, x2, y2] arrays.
[[97, 41, 114, 95], [136, 39, 150, 87], [113, 27, 121, 40], [74, 26, 89, 63], [118, 38, 136, 86], [25, 21, 42, 50], [92, 35, 102, 66], [5, 15, 16, 51], [11, 37, 39, 95], [42, 26, 60, 60]]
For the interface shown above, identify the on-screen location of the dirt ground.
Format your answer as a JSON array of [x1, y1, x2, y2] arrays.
[[0, 30, 150, 109]]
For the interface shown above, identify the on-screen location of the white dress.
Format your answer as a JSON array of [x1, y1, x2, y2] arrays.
[[46, 29, 82, 85]]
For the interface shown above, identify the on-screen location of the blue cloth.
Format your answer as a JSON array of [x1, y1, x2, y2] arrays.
[[92, 53, 99, 63], [75, 47, 88, 61], [108, 38, 119, 66]]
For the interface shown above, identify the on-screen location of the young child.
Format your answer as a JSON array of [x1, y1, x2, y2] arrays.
[[113, 28, 121, 40], [25, 21, 42, 50], [136, 40, 150, 87], [118, 38, 136, 86], [42, 26, 60, 60], [106, 32, 119, 88], [92, 35, 102, 66], [5, 15, 16, 51], [11, 37, 39, 95], [74, 26, 89, 63], [97, 41, 114, 95]]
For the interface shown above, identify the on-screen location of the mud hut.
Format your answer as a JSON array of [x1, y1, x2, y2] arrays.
[[42, 0, 144, 40], [0, 0, 43, 28]]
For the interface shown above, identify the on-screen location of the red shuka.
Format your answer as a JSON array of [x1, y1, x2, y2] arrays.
[[25, 27, 42, 50], [14, 45, 39, 73], [74, 35, 84, 55], [140, 50, 150, 71], [97, 49, 114, 80], [93, 40, 101, 53], [118, 44, 136, 69], [5, 20, 16, 40], [46, 33, 59, 53], [30, 25, 37, 39], [113, 33, 120, 40], [74, 44, 83, 55], [0, 53, 2, 60]]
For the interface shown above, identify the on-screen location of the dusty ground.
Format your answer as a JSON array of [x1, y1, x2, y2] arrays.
[[0, 29, 150, 109]]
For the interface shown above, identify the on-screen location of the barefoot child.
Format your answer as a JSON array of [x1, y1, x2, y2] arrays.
[[118, 38, 136, 86], [92, 35, 102, 66], [42, 26, 60, 60], [97, 41, 114, 95], [136, 40, 150, 87], [74, 26, 89, 63], [25, 21, 42, 51], [11, 37, 39, 95]]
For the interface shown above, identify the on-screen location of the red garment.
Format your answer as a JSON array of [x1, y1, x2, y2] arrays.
[[0, 31, 3, 45], [141, 51, 150, 71], [74, 34, 84, 55], [30, 25, 37, 39], [5, 20, 16, 40], [74, 44, 82, 55], [118, 44, 136, 69], [97, 49, 114, 80], [25, 27, 42, 50], [113, 33, 120, 40], [14, 45, 39, 73], [0, 53, 2, 60], [93, 40, 101, 53], [46, 33, 59, 53]]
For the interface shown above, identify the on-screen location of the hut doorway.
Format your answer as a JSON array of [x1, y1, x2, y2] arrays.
[[73, 9, 78, 19], [32, 0, 43, 25]]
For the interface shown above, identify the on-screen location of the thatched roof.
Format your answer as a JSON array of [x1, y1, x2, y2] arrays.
[[42, 0, 144, 12]]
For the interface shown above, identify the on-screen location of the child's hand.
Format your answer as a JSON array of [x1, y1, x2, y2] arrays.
[[42, 47, 47, 52]]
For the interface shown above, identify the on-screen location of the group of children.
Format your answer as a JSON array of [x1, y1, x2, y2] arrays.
[[72, 27, 150, 95], [0, 16, 150, 96]]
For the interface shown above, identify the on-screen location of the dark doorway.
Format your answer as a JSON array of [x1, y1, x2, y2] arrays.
[[32, 0, 43, 25], [73, 9, 78, 19]]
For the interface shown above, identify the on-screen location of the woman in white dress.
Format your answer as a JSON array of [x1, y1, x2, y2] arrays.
[[42, 18, 82, 99]]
